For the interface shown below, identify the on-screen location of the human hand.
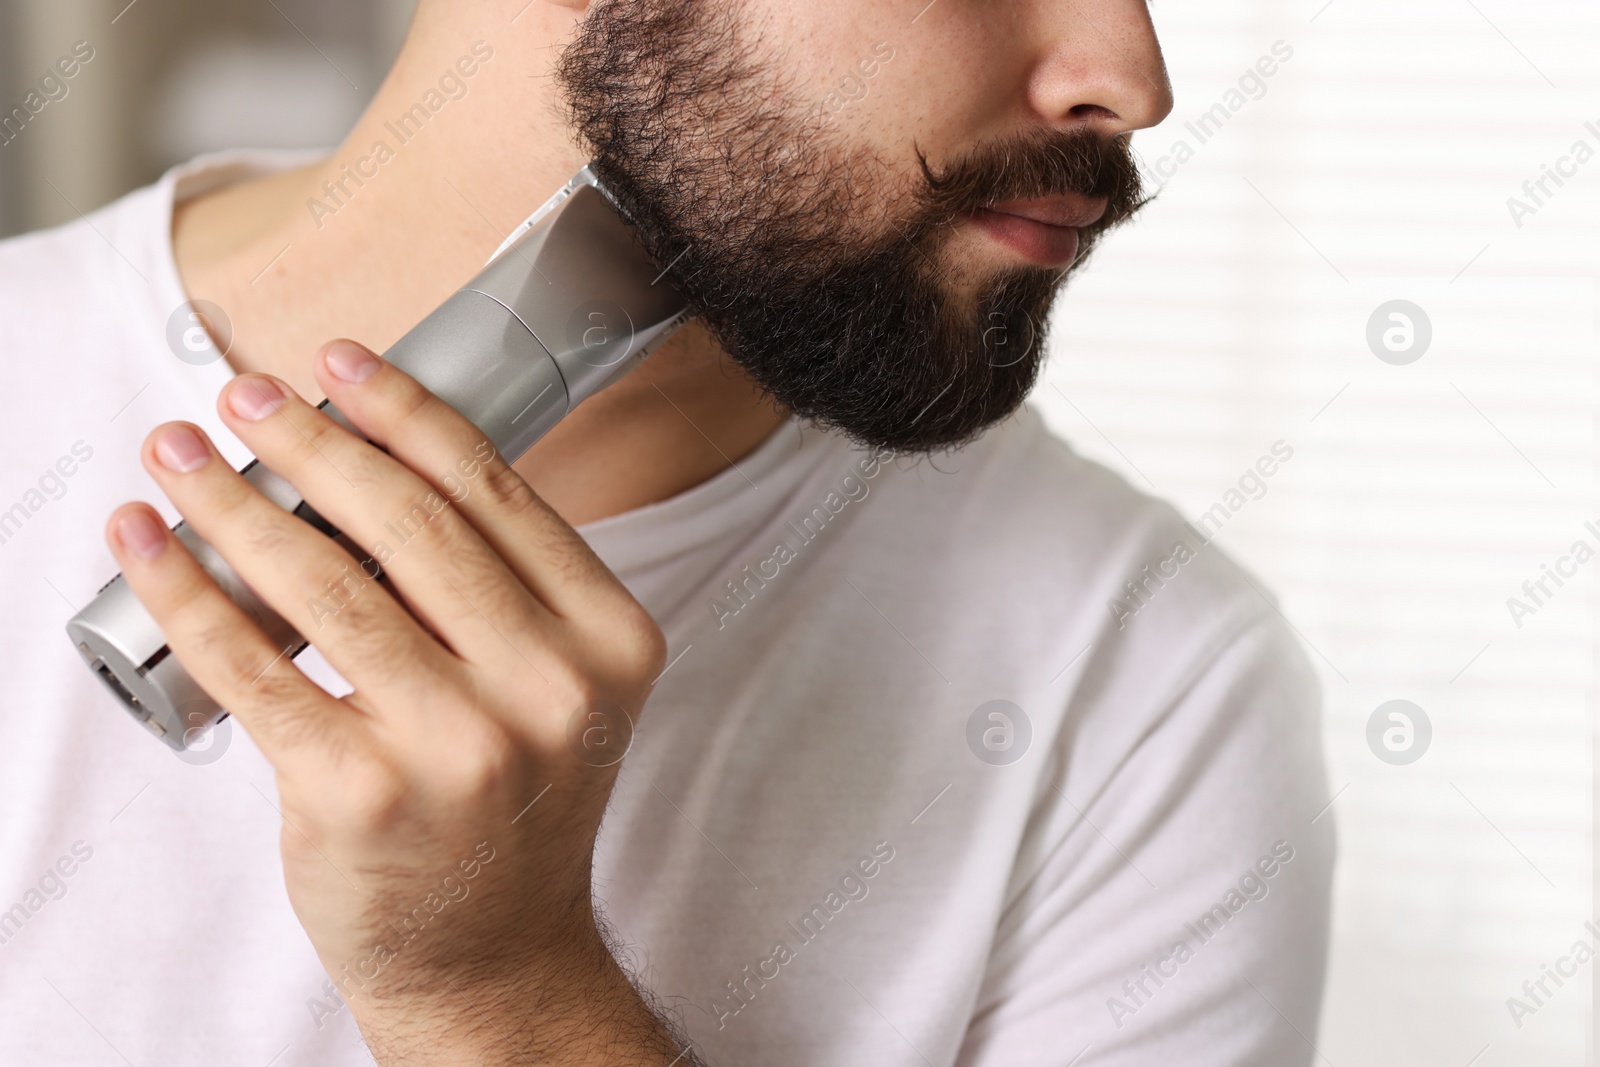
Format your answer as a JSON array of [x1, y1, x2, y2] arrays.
[[105, 339, 689, 1065]]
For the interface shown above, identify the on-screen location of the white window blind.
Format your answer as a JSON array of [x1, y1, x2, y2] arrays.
[[1035, 2, 1600, 1063]]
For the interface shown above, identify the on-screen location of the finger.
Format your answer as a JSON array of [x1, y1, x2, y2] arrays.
[[139, 420, 463, 715], [104, 500, 364, 767], [214, 370, 559, 673], [310, 339, 639, 622]]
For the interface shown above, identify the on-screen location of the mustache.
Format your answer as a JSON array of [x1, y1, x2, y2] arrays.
[[913, 127, 1149, 239]]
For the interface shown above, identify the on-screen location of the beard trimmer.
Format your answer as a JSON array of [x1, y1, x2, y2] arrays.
[[66, 165, 692, 750]]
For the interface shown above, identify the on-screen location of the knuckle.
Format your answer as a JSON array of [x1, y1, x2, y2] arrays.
[[151, 552, 288, 693], [544, 659, 603, 713], [439, 553, 528, 627], [299, 548, 377, 614], [383, 492, 448, 552], [437, 717, 520, 798], [478, 459, 546, 522], [376, 371, 458, 446], [408, 382, 455, 430], [411, 501, 474, 558], [177, 616, 329, 750], [193, 469, 266, 532], [164, 588, 266, 683], [242, 513, 300, 559], [184, 616, 256, 685], [335, 755, 410, 830], [240, 671, 312, 723], [296, 414, 385, 494], [472, 464, 606, 588], [339, 448, 390, 495], [581, 604, 666, 683], [321, 589, 416, 675], [616, 607, 668, 679], [151, 549, 217, 619], [283, 410, 340, 469], [239, 674, 328, 750]]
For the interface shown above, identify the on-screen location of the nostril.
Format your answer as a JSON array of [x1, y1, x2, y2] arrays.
[[1068, 103, 1119, 121]]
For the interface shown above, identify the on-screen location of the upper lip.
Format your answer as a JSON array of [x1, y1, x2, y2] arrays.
[[979, 194, 1109, 230]]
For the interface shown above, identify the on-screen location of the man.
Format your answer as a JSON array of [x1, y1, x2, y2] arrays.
[[0, 0, 1334, 1063]]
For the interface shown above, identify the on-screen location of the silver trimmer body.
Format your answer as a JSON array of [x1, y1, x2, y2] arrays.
[[66, 167, 692, 750]]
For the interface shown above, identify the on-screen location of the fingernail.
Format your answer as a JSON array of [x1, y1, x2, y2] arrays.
[[324, 340, 381, 383], [115, 511, 167, 560], [153, 424, 211, 472], [227, 375, 288, 421]]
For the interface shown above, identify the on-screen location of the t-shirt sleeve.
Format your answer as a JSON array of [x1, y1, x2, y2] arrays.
[[955, 611, 1337, 1067]]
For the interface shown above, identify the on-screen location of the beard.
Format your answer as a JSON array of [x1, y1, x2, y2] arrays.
[[557, 0, 1147, 454]]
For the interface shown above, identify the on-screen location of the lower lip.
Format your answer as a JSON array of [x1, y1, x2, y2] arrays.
[[969, 209, 1081, 268]]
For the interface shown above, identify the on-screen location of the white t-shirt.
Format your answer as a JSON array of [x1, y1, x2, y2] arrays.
[[0, 151, 1335, 1066]]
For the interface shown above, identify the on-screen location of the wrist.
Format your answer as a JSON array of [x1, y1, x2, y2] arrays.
[[353, 920, 684, 1067]]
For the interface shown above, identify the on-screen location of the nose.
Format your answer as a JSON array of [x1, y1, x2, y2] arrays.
[[1026, 0, 1174, 135]]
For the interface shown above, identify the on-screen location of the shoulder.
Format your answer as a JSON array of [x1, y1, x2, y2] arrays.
[[0, 179, 175, 356], [852, 403, 1332, 835], [0, 177, 196, 439], [0, 217, 106, 326], [928, 418, 1334, 1065]]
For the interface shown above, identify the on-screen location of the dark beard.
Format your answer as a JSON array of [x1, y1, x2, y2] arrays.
[[557, 0, 1147, 453]]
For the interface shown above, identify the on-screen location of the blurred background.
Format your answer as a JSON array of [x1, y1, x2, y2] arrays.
[[0, 0, 415, 238], [1043, 2, 1598, 1064], [1, 0, 1597, 1064]]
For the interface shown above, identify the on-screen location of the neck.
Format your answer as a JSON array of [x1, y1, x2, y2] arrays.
[[172, 0, 785, 528]]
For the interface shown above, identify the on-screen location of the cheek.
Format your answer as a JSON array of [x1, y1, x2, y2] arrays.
[[775, 0, 1041, 145], [829, 22, 1013, 172], [760, 3, 901, 106]]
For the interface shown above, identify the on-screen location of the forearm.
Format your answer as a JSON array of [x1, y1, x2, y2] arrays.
[[358, 929, 701, 1067]]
